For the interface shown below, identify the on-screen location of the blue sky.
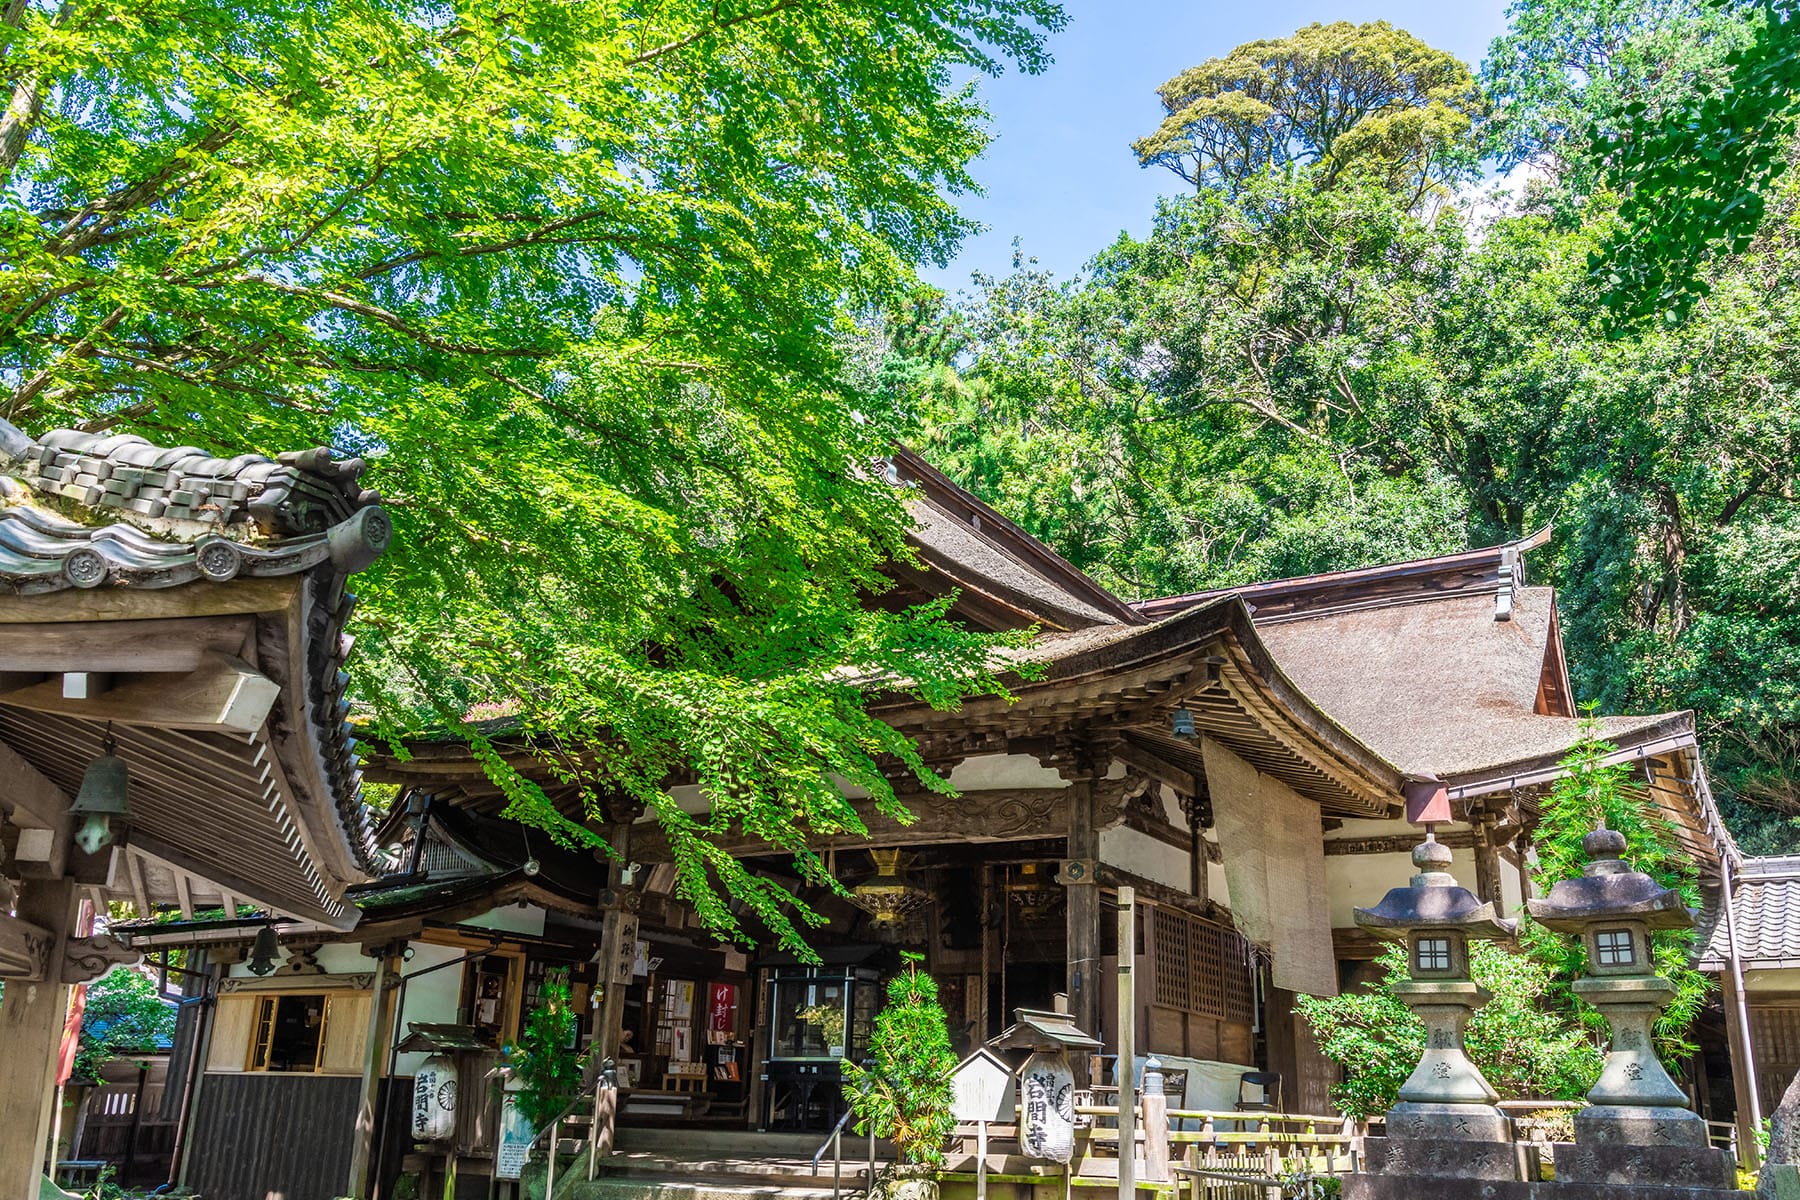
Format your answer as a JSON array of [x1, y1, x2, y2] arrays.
[[923, 0, 1514, 292]]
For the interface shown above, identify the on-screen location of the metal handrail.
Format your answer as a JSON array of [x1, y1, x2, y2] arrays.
[[537, 1059, 615, 1199], [808, 1075, 878, 1200]]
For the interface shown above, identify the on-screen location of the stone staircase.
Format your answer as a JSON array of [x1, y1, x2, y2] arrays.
[[556, 1127, 892, 1200]]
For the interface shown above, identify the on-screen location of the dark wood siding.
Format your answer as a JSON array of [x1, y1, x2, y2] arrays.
[[186, 1073, 360, 1200]]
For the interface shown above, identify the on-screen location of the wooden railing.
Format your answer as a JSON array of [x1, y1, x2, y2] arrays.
[[1063, 1105, 1354, 1192]]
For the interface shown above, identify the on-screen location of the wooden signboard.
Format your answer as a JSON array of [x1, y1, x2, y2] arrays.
[[951, 1048, 1017, 1200]]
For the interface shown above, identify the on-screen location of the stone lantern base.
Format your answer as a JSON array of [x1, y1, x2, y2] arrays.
[[1344, 1138, 1746, 1200], [1344, 1180, 1748, 1200]]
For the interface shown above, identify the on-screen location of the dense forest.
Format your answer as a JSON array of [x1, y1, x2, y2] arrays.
[[860, 1, 1800, 853]]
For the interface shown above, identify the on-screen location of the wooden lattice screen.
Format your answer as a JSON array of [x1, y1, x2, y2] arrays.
[[1750, 1005, 1800, 1115], [1151, 907, 1254, 1024]]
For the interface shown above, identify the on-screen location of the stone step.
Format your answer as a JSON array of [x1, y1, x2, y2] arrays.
[[599, 1151, 884, 1187], [565, 1176, 857, 1200]]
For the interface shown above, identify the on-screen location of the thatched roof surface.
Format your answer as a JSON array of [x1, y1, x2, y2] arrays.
[[1253, 587, 1671, 778], [889, 447, 1141, 632], [908, 499, 1125, 631]]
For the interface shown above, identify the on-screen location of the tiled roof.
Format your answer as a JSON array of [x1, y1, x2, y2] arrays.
[[1700, 856, 1800, 969], [0, 423, 389, 593], [0, 418, 393, 893]]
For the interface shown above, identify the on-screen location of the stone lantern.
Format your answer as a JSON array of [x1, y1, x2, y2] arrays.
[[1526, 825, 1735, 1189], [1353, 836, 1519, 1173]]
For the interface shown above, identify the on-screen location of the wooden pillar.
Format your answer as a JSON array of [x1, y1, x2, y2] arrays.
[[1473, 815, 1502, 915], [0, 876, 75, 1200], [1116, 886, 1137, 1200], [348, 945, 398, 1197], [595, 901, 639, 1062], [1065, 780, 1100, 1052], [978, 865, 993, 1042]]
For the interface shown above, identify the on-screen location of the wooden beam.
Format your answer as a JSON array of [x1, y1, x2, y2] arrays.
[[0, 738, 72, 831], [126, 851, 152, 919], [1113, 740, 1198, 797], [0, 653, 280, 733], [1323, 829, 1477, 856], [0, 616, 253, 673], [0, 576, 299, 624], [175, 871, 194, 920]]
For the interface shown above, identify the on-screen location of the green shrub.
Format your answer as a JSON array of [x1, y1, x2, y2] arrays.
[[1296, 941, 1602, 1118], [503, 969, 583, 1129], [844, 953, 958, 1166]]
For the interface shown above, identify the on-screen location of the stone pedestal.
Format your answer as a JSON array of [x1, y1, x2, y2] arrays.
[[1572, 974, 1712, 1153], [1554, 1142, 1739, 1190]]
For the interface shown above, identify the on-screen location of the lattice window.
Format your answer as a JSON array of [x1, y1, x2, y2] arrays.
[[1152, 907, 1254, 1024], [1153, 908, 1192, 1011]]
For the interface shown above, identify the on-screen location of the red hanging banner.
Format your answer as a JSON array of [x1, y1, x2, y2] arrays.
[[707, 982, 737, 1034]]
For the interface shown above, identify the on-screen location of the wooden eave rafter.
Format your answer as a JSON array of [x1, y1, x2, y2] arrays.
[[872, 597, 1405, 818], [1439, 716, 1729, 873], [0, 578, 367, 928]]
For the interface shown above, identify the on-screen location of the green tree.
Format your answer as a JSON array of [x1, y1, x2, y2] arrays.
[[1526, 724, 1711, 1058], [844, 953, 957, 1167], [1295, 942, 1603, 1119], [505, 970, 582, 1130], [74, 967, 176, 1082], [1133, 22, 1484, 201], [0, 0, 1065, 952], [1483, 0, 1756, 172], [1590, 0, 1800, 323]]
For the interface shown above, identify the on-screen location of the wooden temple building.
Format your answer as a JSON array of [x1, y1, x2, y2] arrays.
[[84, 446, 1747, 1199], [0, 417, 390, 1197]]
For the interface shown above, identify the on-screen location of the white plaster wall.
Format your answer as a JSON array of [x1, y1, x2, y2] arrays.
[[1744, 966, 1800, 993], [1325, 844, 1480, 930], [1207, 856, 1229, 910], [393, 941, 471, 1076], [464, 902, 545, 936], [1500, 855, 1528, 915], [1099, 825, 1192, 893], [947, 753, 1068, 790]]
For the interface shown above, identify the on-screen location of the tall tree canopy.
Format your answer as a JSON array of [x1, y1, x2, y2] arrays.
[[1482, 0, 1756, 171], [1132, 21, 1484, 200], [0, 0, 1065, 949], [1587, 0, 1800, 323]]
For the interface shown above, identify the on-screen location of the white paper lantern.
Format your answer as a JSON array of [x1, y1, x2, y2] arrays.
[[412, 1053, 459, 1142], [1019, 1050, 1075, 1164]]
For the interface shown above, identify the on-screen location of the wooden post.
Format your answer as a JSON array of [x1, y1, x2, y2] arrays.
[[1141, 1059, 1169, 1183], [1473, 815, 1502, 915], [348, 945, 397, 1197], [975, 1119, 989, 1200], [979, 865, 993, 1044], [0, 876, 75, 1200], [1117, 885, 1136, 1200], [595, 902, 638, 1060], [1721, 934, 1762, 1171], [1066, 781, 1100, 1061]]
